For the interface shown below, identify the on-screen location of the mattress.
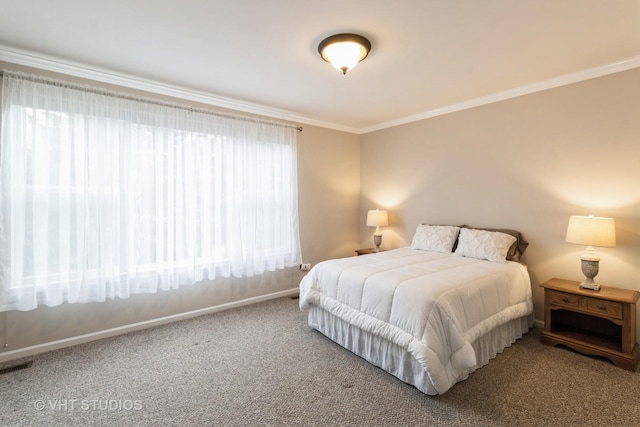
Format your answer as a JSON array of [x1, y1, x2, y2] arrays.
[[299, 248, 534, 395]]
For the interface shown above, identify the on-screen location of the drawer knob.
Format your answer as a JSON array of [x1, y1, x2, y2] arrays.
[[598, 304, 606, 311], [562, 297, 569, 303]]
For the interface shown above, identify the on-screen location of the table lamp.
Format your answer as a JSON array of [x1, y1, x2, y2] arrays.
[[565, 215, 616, 291], [366, 209, 388, 252]]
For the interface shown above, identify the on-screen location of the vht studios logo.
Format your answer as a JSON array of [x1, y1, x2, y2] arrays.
[[33, 399, 143, 411]]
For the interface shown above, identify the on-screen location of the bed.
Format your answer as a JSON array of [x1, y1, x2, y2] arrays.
[[299, 225, 534, 395]]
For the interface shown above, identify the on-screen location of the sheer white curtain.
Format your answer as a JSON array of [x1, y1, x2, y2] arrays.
[[0, 72, 302, 311]]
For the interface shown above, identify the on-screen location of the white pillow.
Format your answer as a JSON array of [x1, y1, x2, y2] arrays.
[[410, 224, 461, 253], [454, 228, 517, 263]]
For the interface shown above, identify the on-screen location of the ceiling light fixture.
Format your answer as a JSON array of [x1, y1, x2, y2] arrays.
[[318, 33, 371, 75]]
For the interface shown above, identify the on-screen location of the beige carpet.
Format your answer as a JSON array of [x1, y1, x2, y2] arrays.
[[0, 296, 638, 426]]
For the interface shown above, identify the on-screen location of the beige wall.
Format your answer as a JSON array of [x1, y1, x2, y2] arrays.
[[2, 60, 638, 359], [0, 62, 361, 361], [360, 68, 640, 331]]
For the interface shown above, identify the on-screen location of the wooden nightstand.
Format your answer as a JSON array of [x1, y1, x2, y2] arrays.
[[540, 277, 639, 371], [355, 248, 377, 256]]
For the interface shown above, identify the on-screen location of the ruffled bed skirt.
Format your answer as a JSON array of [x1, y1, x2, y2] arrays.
[[308, 305, 534, 395]]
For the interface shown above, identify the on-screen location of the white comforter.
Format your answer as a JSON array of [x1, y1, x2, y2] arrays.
[[299, 248, 533, 394]]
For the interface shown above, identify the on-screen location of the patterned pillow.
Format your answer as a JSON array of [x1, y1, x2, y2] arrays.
[[464, 226, 528, 261], [410, 225, 461, 253], [454, 228, 517, 263]]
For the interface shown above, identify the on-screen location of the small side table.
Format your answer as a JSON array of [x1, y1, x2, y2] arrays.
[[540, 277, 639, 371], [355, 248, 377, 256]]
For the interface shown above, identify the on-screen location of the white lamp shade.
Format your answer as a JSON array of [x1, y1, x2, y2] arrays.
[[366, 210, 388, 227], [565, 215, 616, 247]]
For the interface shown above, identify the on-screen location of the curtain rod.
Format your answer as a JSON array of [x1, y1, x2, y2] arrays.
[[0, 70, 303, 132]]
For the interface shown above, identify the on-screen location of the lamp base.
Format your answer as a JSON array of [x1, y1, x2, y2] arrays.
[[579, 259, 601, 292], [579, 279, 601, 292], [373, 234, 382, 252]]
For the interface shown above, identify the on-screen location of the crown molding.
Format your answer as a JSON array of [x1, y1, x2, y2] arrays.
[[0, 44, 360, 134], [361, 55, 640, 134], [1, 45, 638, 136]]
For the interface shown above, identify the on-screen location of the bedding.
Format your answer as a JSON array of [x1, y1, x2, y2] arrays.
[[463, 226, 529, 262], [299, 247, 533, 395], [410, 224, 460, 253], [453, 228, 517, 263]]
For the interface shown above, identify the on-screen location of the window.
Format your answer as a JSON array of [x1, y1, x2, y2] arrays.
[[0, 72, 302, 311]]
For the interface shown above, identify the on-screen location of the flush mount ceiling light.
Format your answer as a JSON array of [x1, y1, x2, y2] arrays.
[[318, 33, 371, 75]]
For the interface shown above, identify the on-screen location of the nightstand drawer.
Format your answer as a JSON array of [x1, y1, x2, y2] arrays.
[[548, 290, 579, 308], [583, 297, 622, 319]]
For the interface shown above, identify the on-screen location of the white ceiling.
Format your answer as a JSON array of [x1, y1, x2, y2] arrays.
[[1, 0, 639, 134]]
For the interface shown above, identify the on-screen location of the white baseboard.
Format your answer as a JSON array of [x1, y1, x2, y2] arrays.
[[0, 288, 299, 364]]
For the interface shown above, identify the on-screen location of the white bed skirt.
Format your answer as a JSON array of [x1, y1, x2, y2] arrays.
[[308, 304, 534, 395]]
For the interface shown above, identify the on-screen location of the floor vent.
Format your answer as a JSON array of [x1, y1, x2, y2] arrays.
[[0, 361, 33, 375]]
